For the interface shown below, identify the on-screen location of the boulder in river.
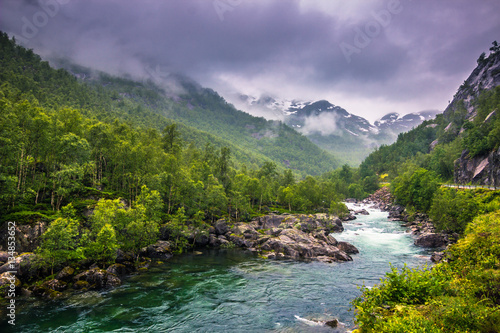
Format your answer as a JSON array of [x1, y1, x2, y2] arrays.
[[141, 240, 173, 260], [354, 209, 369, 215], [414, 233, 448, 248], [259, 228, 353, 262], [337, 241, 359, 254]]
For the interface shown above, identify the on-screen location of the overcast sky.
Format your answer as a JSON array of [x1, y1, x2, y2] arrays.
[[1, 0, 499, 122]]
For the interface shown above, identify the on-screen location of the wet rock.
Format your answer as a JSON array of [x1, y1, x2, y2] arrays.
[[56, 266, 75, 281], [337, 241, 359, 254], [325, 319, 339, 328], [73, 268, 121, 289], [342, 213, 356, 221], [414, 233, 448, 248], [141, 240, 172, 260], [214, 219, 229, 235], [31, 279, 64, 298], [430, 252, 445, 263], [354, 209, 369, 215], [106, 263, 129, 276]]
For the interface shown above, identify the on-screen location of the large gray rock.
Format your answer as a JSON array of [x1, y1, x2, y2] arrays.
[[56, 266, 75, 281], [208, 235, 230, 248], [205, 214, 356, 263], [141, 240, 172, 260], [214, 219, 230, 235], [106, 263, 129, 276], [0, 222, 46, 253], [354, 209, 369, 215], [0, 253, 40, 280], [0, 251, 16, 264], [73, 268, 121, 289], [260, 228, 353, 262], [414, 233, 448, 248], [337, 241, 359, 254], [0, 272, 21, 297]]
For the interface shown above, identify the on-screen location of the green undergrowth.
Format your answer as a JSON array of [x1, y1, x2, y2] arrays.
[[352, 211, 500, 332]]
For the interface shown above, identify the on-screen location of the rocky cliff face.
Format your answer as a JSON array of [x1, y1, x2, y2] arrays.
[[444, 51, 500, 120], [454, 148, 500, 186], [449, 50, 500, 185]]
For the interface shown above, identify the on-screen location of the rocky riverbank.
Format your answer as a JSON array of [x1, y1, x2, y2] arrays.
[[357, 187, 451, 252], [0, 213, 358, 302], [207, 213, 358, 263]]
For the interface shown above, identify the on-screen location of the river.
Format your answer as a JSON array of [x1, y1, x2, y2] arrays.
[[2, 204, 430, 332]]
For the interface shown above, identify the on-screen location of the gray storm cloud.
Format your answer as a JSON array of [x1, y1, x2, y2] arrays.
[[0, 0, 499, 121]]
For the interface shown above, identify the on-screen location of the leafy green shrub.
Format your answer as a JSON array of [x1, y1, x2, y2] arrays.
[[353, 211, 500, 333], [429, 188, 479, 234], [391, 167, 439, 212], [329, 201, 349, 219]]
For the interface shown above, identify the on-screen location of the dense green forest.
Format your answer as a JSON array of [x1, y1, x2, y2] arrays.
[[0, 32, 377, 274], [351, 44, 500, 332], [0, 33, 339, 177]]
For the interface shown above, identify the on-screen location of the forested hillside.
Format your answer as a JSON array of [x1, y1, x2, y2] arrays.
[[0, 33, 338, 177], [0, 32, 370, 258], [49, 60, 338, 177], [361, 43, 500, 184]]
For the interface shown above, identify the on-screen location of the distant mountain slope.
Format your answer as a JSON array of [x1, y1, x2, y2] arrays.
[[85, 73, 339, 176], [235, 95, 439, 165], [374, 111, 439, 134], [0, 33, 337, 176]]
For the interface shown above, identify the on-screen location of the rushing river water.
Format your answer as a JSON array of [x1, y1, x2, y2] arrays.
[[2, 204, 431, 332]]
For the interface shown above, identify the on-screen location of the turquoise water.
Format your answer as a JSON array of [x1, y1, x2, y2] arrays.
[[2, 205, 429, 332]]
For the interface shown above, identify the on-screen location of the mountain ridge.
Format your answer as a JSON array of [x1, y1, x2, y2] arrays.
[[234, 94, 439, 164]]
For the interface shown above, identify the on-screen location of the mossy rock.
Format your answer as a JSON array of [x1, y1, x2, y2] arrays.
[[48, 290, 63, 299], [73, 280, 90, 290], [56, 266, 75, 281]]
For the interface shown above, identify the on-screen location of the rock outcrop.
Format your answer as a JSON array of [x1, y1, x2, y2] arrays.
[[444, 51, 500, 186], [140, 240, 173, 260], [0, 222, 46, 253], [443, 51, 500, 121], [414, 233, 448, 248], [454, 147, 500, 187], [73, 268, 121, 290], [365, 187, 393, 211], [209, 214, 357, 263]]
